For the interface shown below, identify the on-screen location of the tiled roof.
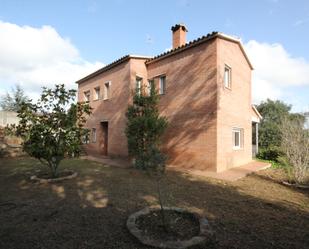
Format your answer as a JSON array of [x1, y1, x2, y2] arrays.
[[145, 31, 253, 70], [76, 31, 253, 84], [145, 31, 217, 64], [76, 55, 152, 84]]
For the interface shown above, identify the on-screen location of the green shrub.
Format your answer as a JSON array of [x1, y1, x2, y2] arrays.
[[257, 146, 284, 162]]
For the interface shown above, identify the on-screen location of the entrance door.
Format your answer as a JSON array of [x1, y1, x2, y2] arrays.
[[100, 122, 108, 156]]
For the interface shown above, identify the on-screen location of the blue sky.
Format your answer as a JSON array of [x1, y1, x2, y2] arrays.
[[0, 0, 308, 112]]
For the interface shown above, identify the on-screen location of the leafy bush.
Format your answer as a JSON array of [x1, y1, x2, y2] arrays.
[[257, 146, 284, 162]]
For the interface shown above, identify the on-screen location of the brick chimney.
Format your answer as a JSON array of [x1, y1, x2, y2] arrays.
[[171, 24, 188, 49]]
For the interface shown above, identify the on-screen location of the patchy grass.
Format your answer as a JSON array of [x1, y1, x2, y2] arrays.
[[255, 158, 282, 169], [255, 157, 290, 169], [0, 157, 308, 249]]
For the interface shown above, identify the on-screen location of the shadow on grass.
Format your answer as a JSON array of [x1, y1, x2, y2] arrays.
[[0, 157, 308, 249]]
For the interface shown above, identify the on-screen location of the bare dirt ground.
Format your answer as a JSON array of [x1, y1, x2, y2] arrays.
[[0, 157, 308, 249]]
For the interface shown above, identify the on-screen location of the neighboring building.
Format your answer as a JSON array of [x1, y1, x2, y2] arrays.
[[0, 111, 19, 127], [77, 24, 261, 172], [0, 111, 23, 157]]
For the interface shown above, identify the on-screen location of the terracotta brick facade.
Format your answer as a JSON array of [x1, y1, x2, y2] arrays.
[[77, 26, 260, 172], [216, 39, 253, 172]]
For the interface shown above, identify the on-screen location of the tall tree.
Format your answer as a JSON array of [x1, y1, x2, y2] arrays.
[[257, 99, 291, 148], [7, 84, 91, 178], [256, 99, 306, 161], [0, 84, 29, 112]]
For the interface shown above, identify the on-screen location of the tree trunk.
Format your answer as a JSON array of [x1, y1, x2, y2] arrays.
[[49, 159, 60, 178], [156, 178, 167, 231]]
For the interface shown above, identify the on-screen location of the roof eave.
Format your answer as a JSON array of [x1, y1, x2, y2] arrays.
[[216, 33, 254, 70], [76, 55, 153, 84], [252, 105, 263, 120]]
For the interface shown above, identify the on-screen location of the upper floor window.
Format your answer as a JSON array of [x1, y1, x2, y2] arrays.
[[159, 76, 166, 95], [136, 77, 142, 96], [94, 87, 100, 100], [104, 81, 111, 100], [232, 127, 243, 149], [224, 65, 231, 88], [84, 91, 90, 102]]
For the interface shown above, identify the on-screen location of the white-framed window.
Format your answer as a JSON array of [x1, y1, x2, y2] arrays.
[[159, 76, 166, 95], [104, 81, 111, 100], [224, 65, 231, 88], [92, 128, 96, 143], [232, 128, 243, 149], [136, 77, 142, 96], [84, 91, 91, 102], [94, 87, 100, 100]]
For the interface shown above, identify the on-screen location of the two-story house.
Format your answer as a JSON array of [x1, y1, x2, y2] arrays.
[[77, 24, 261, 172]]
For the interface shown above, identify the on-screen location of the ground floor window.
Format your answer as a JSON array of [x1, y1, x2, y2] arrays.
[[232, 127, 243, 149], [92, 128, 97, 143]]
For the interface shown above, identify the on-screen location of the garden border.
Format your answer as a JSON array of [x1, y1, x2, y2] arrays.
[[30, 170, 77, 183], [127, 206, 213, 249]]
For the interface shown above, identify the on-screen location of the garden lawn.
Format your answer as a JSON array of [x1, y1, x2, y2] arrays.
[[0, 157, 308, 249]]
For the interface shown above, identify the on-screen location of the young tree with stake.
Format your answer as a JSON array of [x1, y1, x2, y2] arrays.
[[126, 83, 168, 227]]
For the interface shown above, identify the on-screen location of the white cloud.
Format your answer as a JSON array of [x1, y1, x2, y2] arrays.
[[294, 18, 309, 27], [244, 40, 309, 104], [0, 21, 104, 100]]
